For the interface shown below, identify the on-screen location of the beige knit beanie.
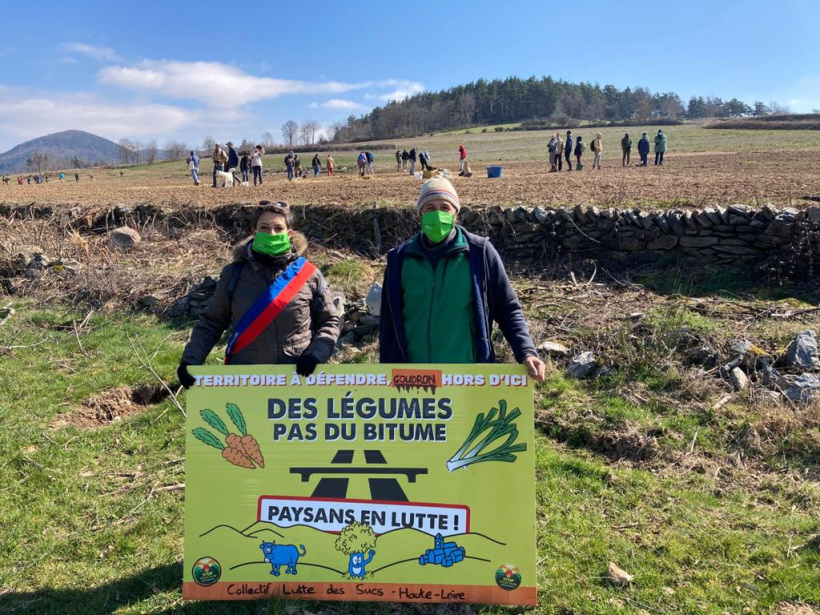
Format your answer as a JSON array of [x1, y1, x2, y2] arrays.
[[416, 177, 461, 213]]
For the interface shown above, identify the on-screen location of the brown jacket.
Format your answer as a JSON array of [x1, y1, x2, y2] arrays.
[[213, 147, 228, 165], [181, 234, 339, 365]]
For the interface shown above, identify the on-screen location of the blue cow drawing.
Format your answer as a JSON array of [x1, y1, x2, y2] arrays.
[[348, 550, 375, 578], [259, 541, 306, 576]]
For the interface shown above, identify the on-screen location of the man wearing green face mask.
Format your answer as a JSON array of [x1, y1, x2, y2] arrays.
[[177, 201, 340, 386], [380, 178, 546, 382]]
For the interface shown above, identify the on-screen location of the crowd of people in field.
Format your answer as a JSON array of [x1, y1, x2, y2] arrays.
[[1, 171, 90, 185], [188, 129, 669, 188], [547, 129, 668, 171], [2, 128, 670, 189], [183, 140, 479, 188]]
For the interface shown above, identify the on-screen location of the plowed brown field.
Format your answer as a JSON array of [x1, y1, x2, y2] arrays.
[[2, 150, 818, 209]]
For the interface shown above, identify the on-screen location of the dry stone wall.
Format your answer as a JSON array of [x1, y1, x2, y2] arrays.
[[459, 203, 819, 269], [3, 201, 818, 271], [289, 202, 819, 271]]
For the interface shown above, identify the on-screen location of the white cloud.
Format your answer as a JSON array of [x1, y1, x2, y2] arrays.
[[101, 66, 165, 89], [308, 102, 318, 109], [97, 60, 425, 109], [0, 96, 198, 149], [320, 99, 366, 110], [99, 61, 368, 107], [378, 80, 425, 102], [61, 42, 122, 62]]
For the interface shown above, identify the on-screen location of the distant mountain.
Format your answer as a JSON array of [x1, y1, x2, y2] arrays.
[[0, 130, 134, 174]]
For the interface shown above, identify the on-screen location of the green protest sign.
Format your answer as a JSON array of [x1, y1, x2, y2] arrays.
[[183, 364, 536, 606]]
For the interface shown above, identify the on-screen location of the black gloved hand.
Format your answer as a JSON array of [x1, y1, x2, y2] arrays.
[[177, 361, 196, 389], [296, 353, 320, 377]]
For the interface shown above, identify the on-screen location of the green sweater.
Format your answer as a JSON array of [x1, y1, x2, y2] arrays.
[[400, 229, 476, 363]]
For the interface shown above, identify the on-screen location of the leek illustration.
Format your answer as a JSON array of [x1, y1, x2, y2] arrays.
[[446, 399, 526, 472]]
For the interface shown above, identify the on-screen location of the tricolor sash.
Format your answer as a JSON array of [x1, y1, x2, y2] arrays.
[[224, 257, 316, 363]]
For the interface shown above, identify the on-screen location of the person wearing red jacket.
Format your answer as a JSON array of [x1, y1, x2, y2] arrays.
[[458, 144, 467, 176]]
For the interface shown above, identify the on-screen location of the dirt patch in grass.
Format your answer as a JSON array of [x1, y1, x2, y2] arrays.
[[535, 408, 662, 463], [776, 603, 819, 615], [53, 383, 168, 429]]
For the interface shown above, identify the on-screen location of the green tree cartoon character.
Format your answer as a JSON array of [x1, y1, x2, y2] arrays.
[[335, 522, 376, 579]]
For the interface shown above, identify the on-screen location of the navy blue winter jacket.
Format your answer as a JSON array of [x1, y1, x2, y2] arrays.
[[638, 137, 650, 155], [379, 227, 537, 364], [565, 136, 574, 155], [227, 148, 239, 169]]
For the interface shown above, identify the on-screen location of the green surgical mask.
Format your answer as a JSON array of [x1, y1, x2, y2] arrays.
[[253, 231, 291, 256], [421, 211, 455, 244]]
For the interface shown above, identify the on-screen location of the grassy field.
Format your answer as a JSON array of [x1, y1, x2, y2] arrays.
[[1, 255, 818, 613], [5, 121, 820, 210], [1, 119, 819, 613], [34, 121, 820, 185]]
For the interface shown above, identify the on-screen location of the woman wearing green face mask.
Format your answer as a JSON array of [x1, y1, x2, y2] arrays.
[[177, 201, 340, 386], [379, 178, 546, 382]]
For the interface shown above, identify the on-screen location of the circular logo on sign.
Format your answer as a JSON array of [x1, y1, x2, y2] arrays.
[[192, 556, 222, 587], [495, 564, 522, 591]]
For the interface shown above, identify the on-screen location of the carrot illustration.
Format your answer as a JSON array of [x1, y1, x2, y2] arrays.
[[192, 427, 255, 469], [201, 408, 263, 468], [226, 403, 265, 468], [221, 445, 255, 469], [200, 409, 229, 436], [239, 435, 264, 468]]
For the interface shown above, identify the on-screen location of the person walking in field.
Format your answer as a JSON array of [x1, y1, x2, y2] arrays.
[[239, 151, 250, 182], [226, 142, 239, 173], [378, 177, 546, 382], [365, 150, 375, 175], [547, 133, 558, 172], [187, 150, 201, 186], [638, 132, 650, 166], [564, 130, 574, 171], [574, 136, 586, 169], [326, 153, 335, 176], [621, 133, 632, 167], [284, 151, 294, 180], [251, 145, 264, 185], [458, 144, 468, 176], [555, 132, 564, 171], [590, 132, 603, 170], [401, 149, 409, 171], [312, 153, 322, 178], [408, 147, 417, 174], [654, 129, 667, 165], [395, 150, 402, 171], [419, 150, 429, 171], [357, 151, 367, 177], [177, 200, 339, 384], [212, 144, 228, 187]]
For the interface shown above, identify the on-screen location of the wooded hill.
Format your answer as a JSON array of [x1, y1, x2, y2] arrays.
[[332, 76, 781, 141], [0, 130, 123, 174]]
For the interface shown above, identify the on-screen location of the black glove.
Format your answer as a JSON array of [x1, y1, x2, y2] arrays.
[[296, 353, 320, 377], [177, 361, 196, 389]]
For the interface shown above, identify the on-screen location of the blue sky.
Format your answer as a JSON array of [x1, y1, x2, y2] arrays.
[[0, 0, 817, 151]]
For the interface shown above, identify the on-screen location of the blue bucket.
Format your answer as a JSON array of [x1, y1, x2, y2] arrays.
[[486, 166, 503, 178]]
